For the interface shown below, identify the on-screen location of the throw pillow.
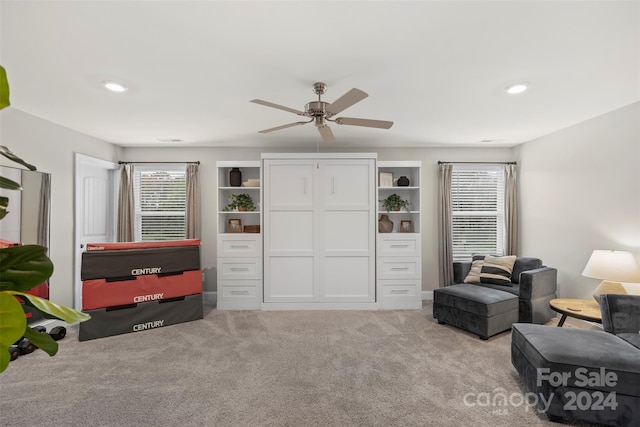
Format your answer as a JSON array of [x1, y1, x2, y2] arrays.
[[463, 259, 484, 284], [480, 255, 517, 286]]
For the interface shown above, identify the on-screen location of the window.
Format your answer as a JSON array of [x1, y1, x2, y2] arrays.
[[133, 165, 186, 241], [451, 164, 505, 262]]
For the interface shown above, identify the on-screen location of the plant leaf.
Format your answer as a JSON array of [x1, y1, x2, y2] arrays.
[[0, 65, 9, 110], [0, 196, 8, 220], [0, 292, 26, 373], [0, 176, 22, 191], [23, 325, 57, 357], [0, 146, 37, 171], [8, 291, 91, 324], [0, 245, 54, 292]]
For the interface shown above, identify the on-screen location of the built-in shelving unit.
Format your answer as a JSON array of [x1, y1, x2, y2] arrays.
[[376, 161, 422, 309], [216, 161, 262, 310]]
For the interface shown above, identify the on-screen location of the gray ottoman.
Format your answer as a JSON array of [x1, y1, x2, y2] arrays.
[[433, 284, 519, 339]]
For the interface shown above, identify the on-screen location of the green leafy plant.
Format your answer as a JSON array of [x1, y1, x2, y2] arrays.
[[380, 193, 410, 212], [223, 193, 256, 212], [0, 65, 90, 373]]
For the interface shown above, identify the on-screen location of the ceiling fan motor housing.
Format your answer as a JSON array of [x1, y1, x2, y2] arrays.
[[305, 101, 329, 119]]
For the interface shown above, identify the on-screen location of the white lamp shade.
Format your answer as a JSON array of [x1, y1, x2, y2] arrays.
[[582, 250, 640, 282]]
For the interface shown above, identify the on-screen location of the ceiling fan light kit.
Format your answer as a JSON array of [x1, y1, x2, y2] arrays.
[[251, 82, 393, 143]]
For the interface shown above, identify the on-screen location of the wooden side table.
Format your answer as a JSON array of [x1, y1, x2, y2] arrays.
[[549, 298, 602, 327]]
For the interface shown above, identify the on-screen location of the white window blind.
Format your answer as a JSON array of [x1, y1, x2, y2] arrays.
[[451, 165, 505, 262], [133, 165, 187, 241]]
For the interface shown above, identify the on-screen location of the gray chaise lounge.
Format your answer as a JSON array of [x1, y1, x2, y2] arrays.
[[511, 294, 640, 426]]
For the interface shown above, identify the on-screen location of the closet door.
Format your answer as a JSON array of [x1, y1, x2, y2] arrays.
[[319, 159, 375, 302], [263, 160, 316, 302]]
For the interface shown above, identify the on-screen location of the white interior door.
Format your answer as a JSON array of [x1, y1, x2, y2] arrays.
[[74, 154, 117, 311]]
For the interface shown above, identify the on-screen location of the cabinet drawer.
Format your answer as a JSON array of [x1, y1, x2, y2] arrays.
[[219, 258, 262, 280], [378, 279, 422, 309], [220, 284, 258, 299], [378, 236, 419, 257], [377, 258, 420, 279], [218, 235, 262, 258], [380, 281, 419, 297]]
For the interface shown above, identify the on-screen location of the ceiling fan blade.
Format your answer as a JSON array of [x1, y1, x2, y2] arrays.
[[326, 88, 368, 116], [258, 121, 308, 134], [251, 99, 305, 116], [317, 125, 336, 143], [335, 117, 393, 129]]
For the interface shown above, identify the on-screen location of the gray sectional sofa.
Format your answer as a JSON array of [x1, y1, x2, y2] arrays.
[[511, 294, 640, 426], [433, 257, 558, 339]]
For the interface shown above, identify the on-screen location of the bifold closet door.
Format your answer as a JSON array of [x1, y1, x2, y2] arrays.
[[263, 160, 316, 302], [263, 158, 375, 304]]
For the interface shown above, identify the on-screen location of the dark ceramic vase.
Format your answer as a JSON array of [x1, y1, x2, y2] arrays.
[[229, 168, 242, 187], [397, 176, 410, 186]]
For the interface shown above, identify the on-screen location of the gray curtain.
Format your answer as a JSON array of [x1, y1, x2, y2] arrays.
[[438, 163, 454, 287], [504, 163, 518, 256], [37, 172, 50, 249], [185, 163, 200, 239], [117, 163, 135, 242]]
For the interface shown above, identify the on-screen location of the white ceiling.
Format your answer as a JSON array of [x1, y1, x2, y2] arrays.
[[1, 1, 638, 149]]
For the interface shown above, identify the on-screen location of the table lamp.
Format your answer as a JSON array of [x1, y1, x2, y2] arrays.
[[581, 250, 640, 302]]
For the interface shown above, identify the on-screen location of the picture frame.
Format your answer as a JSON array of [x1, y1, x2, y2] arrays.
[[228, 218, 242, 233], [400, 220, 412, 233], [379, 172, 393, 187]]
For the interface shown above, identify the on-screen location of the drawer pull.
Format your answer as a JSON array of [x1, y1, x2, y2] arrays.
[[230, 245, 249, 249], [230, 267, 250, 272], [230, 290, 249, 295], [390, 244, 409, 248], [390, 289, 409, 294], [390, 267, 409, 271]]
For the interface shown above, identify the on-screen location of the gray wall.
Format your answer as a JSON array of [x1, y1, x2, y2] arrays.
[[0, 108, 121, 306], [514, 102, 640, 298]]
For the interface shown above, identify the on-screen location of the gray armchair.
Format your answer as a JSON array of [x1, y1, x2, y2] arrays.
[[600, 293, 640, 349], [453, 257, 557, 324]]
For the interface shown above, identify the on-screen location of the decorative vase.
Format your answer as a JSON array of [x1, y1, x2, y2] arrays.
[[379, 214, 394, 233], [229, 168, 242, 187], [397, 176, 410, 186]]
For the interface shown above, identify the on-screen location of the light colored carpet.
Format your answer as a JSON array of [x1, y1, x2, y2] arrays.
[[0, 302, 594, 426]]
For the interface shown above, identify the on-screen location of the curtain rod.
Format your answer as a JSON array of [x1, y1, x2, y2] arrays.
[[438, 161, 516, 165], [118, 161, 200, 165]]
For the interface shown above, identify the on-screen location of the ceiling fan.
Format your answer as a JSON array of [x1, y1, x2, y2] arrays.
[[250, 82, 393, 143]]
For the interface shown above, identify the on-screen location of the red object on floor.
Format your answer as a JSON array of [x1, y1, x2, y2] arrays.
[[82, 269, 202, 310], [85, 239, 200, 251], [25, 282, 49, 299]]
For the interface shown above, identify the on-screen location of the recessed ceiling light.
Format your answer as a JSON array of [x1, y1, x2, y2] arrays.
[[157, 138, 184, 143], [505, 82, 529, 95], [103, 81, 128, 92]]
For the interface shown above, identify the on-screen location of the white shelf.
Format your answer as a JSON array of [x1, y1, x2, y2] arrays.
[[377, 161, 422, 309], [217, 161, 263, 310]]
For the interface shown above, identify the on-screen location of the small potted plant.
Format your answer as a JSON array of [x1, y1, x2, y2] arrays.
[[380, 193, 410, 212], [223, 193, 256, 212]]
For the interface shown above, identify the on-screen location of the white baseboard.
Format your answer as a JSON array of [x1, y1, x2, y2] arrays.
[[207, 291, 432, 306]]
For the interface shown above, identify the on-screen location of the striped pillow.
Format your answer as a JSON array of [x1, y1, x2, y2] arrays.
[[463, 259, 484, 284], [480, 255, 517, 286]]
